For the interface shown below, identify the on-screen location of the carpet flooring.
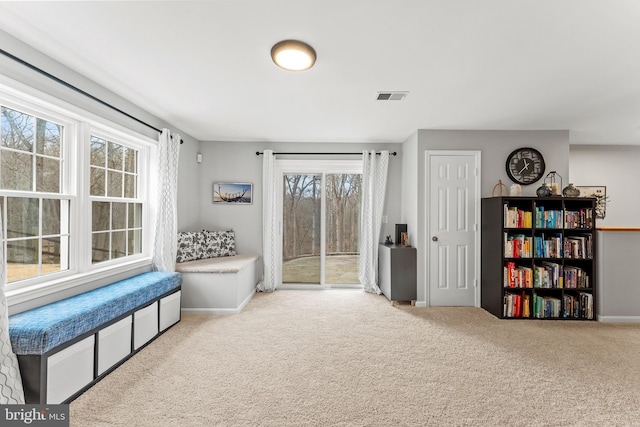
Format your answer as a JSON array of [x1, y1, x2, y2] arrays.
[[70, 290, 640, 426]]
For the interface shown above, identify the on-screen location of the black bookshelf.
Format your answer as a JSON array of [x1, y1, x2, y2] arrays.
[[481, 197, 596, 320]]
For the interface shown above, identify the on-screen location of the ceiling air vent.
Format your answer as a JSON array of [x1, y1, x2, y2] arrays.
[[376, 91, 408, 101]]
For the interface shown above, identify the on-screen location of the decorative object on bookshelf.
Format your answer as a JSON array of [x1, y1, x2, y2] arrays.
[[562, 183, 580, 197], [481, 196, 596, 320], [492, 179, 508, 196], [536, 184, 552, 197], [509, 184, 522, 196], [544, 171, 562, 196], [505, 147, 545, 185], [575, 186, 608, 219]]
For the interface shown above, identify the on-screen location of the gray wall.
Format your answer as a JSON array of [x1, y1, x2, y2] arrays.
[[571, 145, 640, 322], [417, 129, 570, 198], [597, 231, 640, 322], [401, 132, 419, 239], [403, 129, 570, 304], [196, 141, 403, 256], [569, 145, 640, 227]]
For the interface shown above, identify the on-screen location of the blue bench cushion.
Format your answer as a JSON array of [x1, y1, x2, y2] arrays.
[[9, 271, 182, 355]]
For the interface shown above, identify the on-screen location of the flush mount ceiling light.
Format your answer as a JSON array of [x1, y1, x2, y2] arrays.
[[271, 40, 316, 71]]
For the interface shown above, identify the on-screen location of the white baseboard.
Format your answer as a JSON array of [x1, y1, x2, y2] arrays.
[[182, 307, 239, 315], [180, 290, 256, 315], [414, 300, 427, 307], [236, 289, 255, 312], [597, 315, 640, 323]]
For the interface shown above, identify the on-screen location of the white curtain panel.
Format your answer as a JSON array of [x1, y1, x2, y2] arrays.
[[258, 150, 278, 292], [359, 150, 389, 294], [152, 129, 181, 272], [0, 214, 25, 404]]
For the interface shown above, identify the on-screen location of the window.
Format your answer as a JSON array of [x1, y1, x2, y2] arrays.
[[0, 83, 153, 295], [89, 136, 143, 264], [0, 106, 70, 283]]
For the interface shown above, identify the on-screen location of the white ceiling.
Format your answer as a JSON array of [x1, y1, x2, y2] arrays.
[[1, 1, 639, 145]]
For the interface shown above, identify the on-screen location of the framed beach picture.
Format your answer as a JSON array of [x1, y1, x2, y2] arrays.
[[212, 182, 253, 204]]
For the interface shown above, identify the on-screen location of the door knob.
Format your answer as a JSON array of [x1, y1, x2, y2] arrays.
[[432, 236, 438, 242]]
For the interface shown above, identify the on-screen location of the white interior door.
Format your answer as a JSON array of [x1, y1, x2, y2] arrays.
[[427, 151, 480, 306]]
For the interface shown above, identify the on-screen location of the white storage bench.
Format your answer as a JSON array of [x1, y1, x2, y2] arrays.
[[177, 254, 260, 314], [8, 271, 182, 404]]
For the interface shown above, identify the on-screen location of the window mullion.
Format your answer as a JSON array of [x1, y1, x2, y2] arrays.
[[38, 197, 42, 277]]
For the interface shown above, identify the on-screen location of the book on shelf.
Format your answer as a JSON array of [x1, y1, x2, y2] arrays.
[[522, 294, 530, 317], [504, 233, 532, 258], [504, 204, 532, 228], [564, 208, 593, 229], [533, 293, 561, 318], [564, 266, 590, 288], [534, 232, 562, 258], [533, 261, 563, 288], [504, 262, 533, 288], [562, 292, 594, 319], [563, 235, 593, 259], [503, 292, 531, 318], [535, 207, 563, 228], [580, 292, 594, 319]]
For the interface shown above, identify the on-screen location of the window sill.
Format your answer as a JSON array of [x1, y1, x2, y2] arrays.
[[6, 258, 153, 311]]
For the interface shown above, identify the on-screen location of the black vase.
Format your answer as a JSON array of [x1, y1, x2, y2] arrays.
[[536, 185, 552, 197], [563, 184, 580, 197]]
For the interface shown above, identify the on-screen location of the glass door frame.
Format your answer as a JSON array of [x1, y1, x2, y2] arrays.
[[275, 158, 362, 289]]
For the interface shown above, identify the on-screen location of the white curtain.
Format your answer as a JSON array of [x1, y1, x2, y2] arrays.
[[152, 129, 181, 272], [359, 150, 389, 294], [257, 150, 278, 292], [0, 213, 25, 404]]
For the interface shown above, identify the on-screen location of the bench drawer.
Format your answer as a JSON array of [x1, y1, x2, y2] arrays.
[[134, 302, 158, 350], [160, 291, 181, 331], [98, 316, 132, 375], [47, 335, 94, 404]]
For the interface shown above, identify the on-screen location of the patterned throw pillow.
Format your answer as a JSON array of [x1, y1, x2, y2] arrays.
[[176, 231, 206, 263], [202, 230, 237, 258]]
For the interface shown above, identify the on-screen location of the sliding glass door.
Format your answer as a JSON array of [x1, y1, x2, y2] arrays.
[[324, 173, 360, 284], [282, 174, 321, 284], [279, 160, 362, 287]]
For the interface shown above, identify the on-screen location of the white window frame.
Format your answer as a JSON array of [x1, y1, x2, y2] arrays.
[[0, 76, 157, 307], [86, 126, 149, 268]]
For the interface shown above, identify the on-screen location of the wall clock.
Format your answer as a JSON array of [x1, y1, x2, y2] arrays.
[[505, 147, 545, 185]]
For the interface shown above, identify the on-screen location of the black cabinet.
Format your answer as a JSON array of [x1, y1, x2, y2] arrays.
[[481, 197, 596, 320], [378, 244, 417, 304]]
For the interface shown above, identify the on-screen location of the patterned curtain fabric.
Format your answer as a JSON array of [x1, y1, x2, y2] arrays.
[[257, 150, 278, 292], [0, 213, 25, 404], [359, 150, 389, 294], [152, 129, 181, 272]]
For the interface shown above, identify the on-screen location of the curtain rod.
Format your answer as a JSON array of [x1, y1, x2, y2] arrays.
[[256, 151, 397, 156], [0, 48, 183, 144]]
